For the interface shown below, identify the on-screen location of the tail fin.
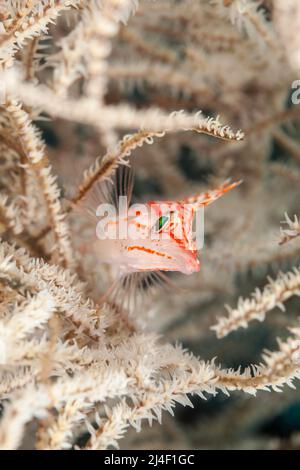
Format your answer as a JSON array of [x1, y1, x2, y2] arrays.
[[180, 179, 242, 209]]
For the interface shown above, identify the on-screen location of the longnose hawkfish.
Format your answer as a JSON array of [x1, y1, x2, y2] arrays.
[[79, 166, 241, 310]]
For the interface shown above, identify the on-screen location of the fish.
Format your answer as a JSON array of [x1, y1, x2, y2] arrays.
[[78, 165, 241, 310]]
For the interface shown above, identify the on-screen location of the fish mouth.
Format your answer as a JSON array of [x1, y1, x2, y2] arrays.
[[179, 252, 200, 274], [185, 262, 200, 274]]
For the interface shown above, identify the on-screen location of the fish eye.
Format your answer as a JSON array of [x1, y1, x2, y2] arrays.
[[154, 215, 169, 233]]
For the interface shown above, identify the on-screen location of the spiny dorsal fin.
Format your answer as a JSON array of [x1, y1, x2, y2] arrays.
[[70, 163, 135, 220]]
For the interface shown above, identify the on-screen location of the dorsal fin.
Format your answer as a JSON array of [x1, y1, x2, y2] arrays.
[[71, 163, 135, 220]]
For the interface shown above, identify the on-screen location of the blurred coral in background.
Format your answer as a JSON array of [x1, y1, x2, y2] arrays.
[[1, 0, 300, 450]]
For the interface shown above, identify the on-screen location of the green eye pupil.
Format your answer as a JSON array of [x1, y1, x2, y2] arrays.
[[157, 215, 169, 231]]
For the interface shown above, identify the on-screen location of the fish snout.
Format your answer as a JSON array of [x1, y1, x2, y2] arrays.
[[181, 255, 200, 275]]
